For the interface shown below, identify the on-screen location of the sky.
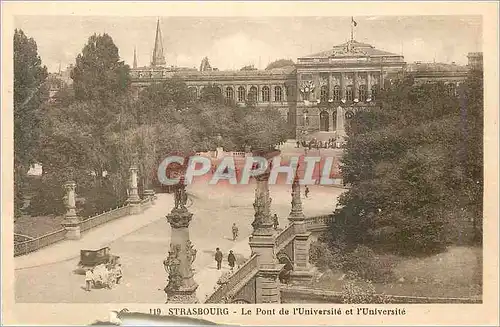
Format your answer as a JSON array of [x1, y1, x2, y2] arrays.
[[14, 15, 482, 73]]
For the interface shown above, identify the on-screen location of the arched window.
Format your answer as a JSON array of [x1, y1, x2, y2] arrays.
[[371, 84, 378, 101], [262, 86, 270, 102], [216, 86, 222, 95], [359, 85, 367, 102], [188, 87, 198, 100], [225, 87, 234, 100], [346, 85, 353, 101], [446, 83, 456, 97], [274, 86, 283, 102], [333, 85, 340, 101], [320, 85, 328, 102], [237, 86, 246, 102], [249, 86, 258, 102]]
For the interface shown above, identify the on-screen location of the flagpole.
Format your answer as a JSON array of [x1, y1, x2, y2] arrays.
[[350, 17, 354, 41]]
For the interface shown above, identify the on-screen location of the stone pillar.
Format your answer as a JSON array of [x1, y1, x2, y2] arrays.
[[288, 170, 313, 282], [336, 106, 346, 146], [340, 72, 346, 100], [248, 156, 284, 303], [127, 165, 142, 214], [328, 73, 334, 100], [367, 72, 372, 98], [354, 72, 359, 100], [313, 74, 320, 101], [164, 179, 199, 303], [62, 181, 80, 240]]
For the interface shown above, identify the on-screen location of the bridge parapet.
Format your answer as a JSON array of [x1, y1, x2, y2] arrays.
[[305, 214, 334, 232], [205, 254, 259, 303], [275, 224, 296, 251]]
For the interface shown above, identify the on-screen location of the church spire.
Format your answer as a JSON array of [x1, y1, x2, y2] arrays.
[[151, 18, 166, 67], [133, 47, 138, 69]]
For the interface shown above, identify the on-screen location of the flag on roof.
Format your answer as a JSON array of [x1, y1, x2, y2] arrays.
[[351, 17, 357, 27]]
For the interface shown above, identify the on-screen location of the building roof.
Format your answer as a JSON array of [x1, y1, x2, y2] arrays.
[[300, 40, 401, 59], [407, 62, 468, 72]]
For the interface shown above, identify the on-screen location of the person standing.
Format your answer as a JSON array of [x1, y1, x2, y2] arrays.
[[305, 186, 310, 198], [232, 223, 239, 241], [273, 214, 279, 230], [228, 250, 236, 271], [85, 269, 94, 292], [115, 264, 123, 284], [215, 248, 223, 270]]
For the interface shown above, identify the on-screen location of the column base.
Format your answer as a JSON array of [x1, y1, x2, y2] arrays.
[[165, 283, 199, 304], [63, 225, 81, 240], [289, 268, 315, 283], [256, 264, 285, 303], [128, 202, 142, 215]]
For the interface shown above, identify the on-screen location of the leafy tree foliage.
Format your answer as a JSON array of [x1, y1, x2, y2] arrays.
[[328, 73, 483, 256], [71, 33, 130, 101], [265, 59, 295, 70], [14, 29, 48, 216]]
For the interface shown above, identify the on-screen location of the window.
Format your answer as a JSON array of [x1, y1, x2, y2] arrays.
[[274, 86, 283, 102], [225, 87, 234, 100], [216, 86, 222, 95], [237, 86, 246, 102], [371, 84, 378, 101], [346, 85, 353, 101], [189, 87, 198, 100], [262, 86, 270, 102], [333, 85, 340, 101], [359, 85, 367, 102], [446, 83, 456, 97], [320, 85, 328, 102], [249, 86, 258, 102]]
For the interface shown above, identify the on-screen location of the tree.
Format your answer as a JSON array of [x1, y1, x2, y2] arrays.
[[71, 33, 130, 102], [265, 59, 295, 70], [14, 29, 48, 216], [329, 74, 483, 256]]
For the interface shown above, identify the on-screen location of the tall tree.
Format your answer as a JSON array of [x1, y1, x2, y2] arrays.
[[329, 75, 483, 256], [13, 29, 48, 216], [71, 33, 130, 102]]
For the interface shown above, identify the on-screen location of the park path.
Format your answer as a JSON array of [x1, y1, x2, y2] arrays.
[[15, 182, 343, 303], [15, 194, 174, 270]]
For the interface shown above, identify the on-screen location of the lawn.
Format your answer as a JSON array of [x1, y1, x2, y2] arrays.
[[14, 215, 65, 238], [308, 246, 482, 299]]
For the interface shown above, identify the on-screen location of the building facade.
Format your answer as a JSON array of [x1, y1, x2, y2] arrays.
[[130, 20, 481, 141]]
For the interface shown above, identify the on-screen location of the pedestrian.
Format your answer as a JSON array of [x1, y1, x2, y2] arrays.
[[115, 264, 123, 284], [305, 186, 310, 198], [273, 214, 279, 230], [296, 140, 300, 148], [232, 223, 239, 241], [85, 269, 94, 291], [215, 248, 223, 270], [228, 250, 236, 271]]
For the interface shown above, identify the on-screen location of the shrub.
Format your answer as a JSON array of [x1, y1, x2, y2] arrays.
[[341, 271, 392, 304], [342, 245, 394, 283], [309, 240, 343, 271]]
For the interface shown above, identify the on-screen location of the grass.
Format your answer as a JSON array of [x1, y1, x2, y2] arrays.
[[308, 246, 482, 299], [14, 215, 65, 238]]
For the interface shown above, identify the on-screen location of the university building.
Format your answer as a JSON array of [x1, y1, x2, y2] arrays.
[[126, 20, 481, 141]]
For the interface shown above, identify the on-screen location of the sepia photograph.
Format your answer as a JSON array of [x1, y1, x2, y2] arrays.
[[2, 2, 498, 326]]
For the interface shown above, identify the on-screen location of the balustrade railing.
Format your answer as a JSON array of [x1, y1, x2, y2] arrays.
[[305, 214, 334, 230], [80, 205, 131, 233], [205, 254, 259, 303], [14, 228, 66, 257], [275, 224, 295, 249]]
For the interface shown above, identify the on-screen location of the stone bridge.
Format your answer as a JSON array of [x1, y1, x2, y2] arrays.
[[205, 214, 333, 304]]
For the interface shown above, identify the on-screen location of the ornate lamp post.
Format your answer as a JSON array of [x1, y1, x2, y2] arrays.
[[163, 159, 198, 303]]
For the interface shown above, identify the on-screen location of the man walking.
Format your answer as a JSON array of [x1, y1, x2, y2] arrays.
[[85, 269, 94, 292], [228, 250, 236, 271], [232, 223, 239, 241], [305, 186, 310, 198], [215, 248, 223, 270], [273, 214, 279, 230]]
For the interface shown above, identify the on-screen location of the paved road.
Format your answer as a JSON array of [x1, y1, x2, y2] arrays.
[[15, 182, 343, 303]]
